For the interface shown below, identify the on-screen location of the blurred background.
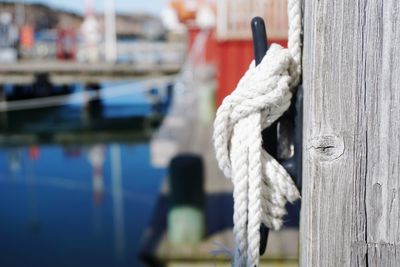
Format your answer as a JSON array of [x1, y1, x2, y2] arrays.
[[0, 0, 299, 266]]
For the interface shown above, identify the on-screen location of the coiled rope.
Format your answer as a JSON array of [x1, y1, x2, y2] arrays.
[[212, 0, 302, 266]]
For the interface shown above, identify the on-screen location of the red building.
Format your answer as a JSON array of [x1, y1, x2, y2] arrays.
[[181, 0, 289, 106]]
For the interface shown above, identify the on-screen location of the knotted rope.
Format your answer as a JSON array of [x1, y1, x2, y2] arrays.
[[212, 0, 302, 266]]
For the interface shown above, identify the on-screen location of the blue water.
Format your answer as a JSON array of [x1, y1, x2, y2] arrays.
[[0, 81, 168, 267]]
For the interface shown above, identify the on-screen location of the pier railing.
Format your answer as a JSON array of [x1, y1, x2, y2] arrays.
[[216, 0, 288, 40]]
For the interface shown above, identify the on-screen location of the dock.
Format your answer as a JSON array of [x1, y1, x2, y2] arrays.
[[142, 60, 300, 266], [0, 61, 182, 84]]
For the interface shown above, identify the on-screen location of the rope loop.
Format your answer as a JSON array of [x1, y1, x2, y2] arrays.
[[213, 0, 302, 266]]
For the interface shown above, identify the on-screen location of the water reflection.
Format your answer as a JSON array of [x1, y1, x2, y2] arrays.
[[0, 80, 167, 267], [0, 143, 165, 267], [110, 144, 125, 261]]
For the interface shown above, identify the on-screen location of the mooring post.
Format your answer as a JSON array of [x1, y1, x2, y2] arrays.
[[167, 154, 205, 244], [301, 0, 400, 266]]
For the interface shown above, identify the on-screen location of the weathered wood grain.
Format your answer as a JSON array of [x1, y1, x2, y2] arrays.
[[301, 0, 400, 266]]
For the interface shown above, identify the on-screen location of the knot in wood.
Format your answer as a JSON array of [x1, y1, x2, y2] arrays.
[[308, 135, 344, 161]]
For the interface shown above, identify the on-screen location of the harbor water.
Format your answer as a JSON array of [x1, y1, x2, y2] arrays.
[[0, 80, 168, 267]]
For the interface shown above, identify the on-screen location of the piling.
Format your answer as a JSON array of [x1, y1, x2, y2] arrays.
[[167, 154, 205, 244]]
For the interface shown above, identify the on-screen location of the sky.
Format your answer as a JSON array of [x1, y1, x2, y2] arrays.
[[20, 0, 168, 15]]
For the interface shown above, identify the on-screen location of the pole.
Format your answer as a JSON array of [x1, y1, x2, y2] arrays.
[[301, 0, 400, 266], [104, 0, 117, 63]]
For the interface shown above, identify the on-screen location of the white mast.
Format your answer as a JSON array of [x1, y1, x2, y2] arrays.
[[104, 0, 117, 63], [81, 0, 100, 62]]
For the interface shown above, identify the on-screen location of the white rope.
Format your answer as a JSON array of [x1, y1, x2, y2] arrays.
[[213, 0, 302, 266]]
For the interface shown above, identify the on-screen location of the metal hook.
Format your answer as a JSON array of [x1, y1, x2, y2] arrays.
[[251, 16, 271, 256], [251, 16, 303, 258]]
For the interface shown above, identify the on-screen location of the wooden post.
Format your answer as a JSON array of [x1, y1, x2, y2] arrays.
[[301, 0, 400, 266]]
